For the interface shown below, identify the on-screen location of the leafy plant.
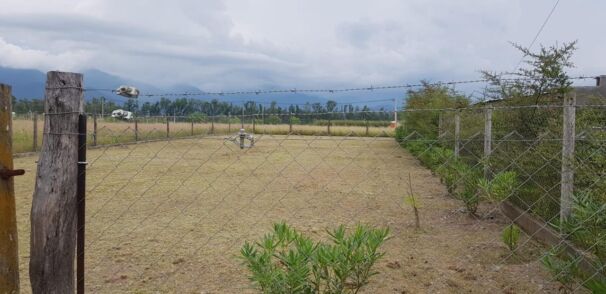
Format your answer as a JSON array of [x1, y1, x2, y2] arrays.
[[501, 224, 521, 252], [541, 246, 581, 293], [478, 171, 518, 202], [404, 173, 421, 230], [241, 222, 390, 294]]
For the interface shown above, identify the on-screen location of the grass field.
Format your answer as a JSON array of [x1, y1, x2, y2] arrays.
[[13, 135, 560, 293], [11, 118, 394, 153]]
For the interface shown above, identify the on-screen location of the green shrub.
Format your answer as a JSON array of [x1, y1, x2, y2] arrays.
[[541, 246, 581, 293], [502, 224, 521, 252], [478, 171, 518, 202], [241, 222, 390, 294]]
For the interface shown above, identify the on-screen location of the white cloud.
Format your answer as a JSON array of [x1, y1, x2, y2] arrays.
[[0, 0, 603, 92]]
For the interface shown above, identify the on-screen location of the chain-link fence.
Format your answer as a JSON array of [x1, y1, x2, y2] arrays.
[[398, 99, 606, 293]]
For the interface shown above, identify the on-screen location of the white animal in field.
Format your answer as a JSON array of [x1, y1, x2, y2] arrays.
[[115, 85, 140, 98], [111, 109, 134, 120]]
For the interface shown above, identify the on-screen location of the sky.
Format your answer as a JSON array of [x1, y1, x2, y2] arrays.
[[0, 0, 603, 95]]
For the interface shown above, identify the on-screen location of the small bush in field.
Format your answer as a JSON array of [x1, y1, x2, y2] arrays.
[[501, 224, 521, 252], [240, 222, 390, 294]]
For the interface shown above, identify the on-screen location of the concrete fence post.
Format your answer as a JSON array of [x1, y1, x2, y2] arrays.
[[561, 93, 576, 223], [483, 106, 493, 179], [454, 110, 461, 157]]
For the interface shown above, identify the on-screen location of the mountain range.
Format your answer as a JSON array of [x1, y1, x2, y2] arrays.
[[0, 66, 397, 109]]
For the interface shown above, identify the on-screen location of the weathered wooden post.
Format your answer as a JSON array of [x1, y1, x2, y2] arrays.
[[92, 114, 98, 146], [561, 93, 576, 223], [166, 118, 170, 138], [33, 112, 39, 151], [252, 115, 256, 133], [483, 106, 493, 179], [0, 83, 21, 294], [211, 115, 215, 134], [134, 118, 139, 141], [241, 109, 244, 129], [191, 119, 194, 136], [289, 112, 293, 134], [30, 71, 84, 293], [454, 110, 461, 157], [327, 116, 331, 135], [228, 113, 231, 133]]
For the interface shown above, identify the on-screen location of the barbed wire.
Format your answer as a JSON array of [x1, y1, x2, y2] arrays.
[[80, 76, 597, 98]]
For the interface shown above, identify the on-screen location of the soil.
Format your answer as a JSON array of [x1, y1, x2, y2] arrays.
[[13, 135, 562, 293]]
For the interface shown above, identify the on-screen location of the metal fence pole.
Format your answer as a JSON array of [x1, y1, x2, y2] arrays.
[[483, 106, 493, 179], [0, 83, 20, 293], [561, 93, 576, 223], [454, 110, 461, 157], [76, 114, 87, 294]]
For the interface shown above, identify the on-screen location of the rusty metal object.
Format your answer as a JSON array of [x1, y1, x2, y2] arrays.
[[0, 169, 25, 180]]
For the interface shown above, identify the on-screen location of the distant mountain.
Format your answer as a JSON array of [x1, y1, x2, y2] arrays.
[[0, 67, 46, 99], [0, 66, 400, 109]]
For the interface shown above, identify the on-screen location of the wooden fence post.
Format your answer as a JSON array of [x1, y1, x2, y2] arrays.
[[92, 114, 98, 146], [211, 115, 215, 134], [134, 118, 139, 141], [0, 83, 20, 293], [33, 112, 38, 151], [166, 118, 170, 138], [327, 116, 331, 135], [561, 93, 576, 223], [289, 113, 293, 133], [252, 115, 256, 133], [30, 71, 84, 293], [191, 119, 194, 136], [483, 107, 493, 179], [454, 110, 461, 157], [228, 113, 231, 133]]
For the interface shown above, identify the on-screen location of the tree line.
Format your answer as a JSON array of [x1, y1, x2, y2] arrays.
[[12, 96, 393, 121]]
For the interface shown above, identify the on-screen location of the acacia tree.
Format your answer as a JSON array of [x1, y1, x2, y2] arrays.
[[481, 41, 577, 102]]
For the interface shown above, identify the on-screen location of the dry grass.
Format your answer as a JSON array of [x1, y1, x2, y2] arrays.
[[10, 118, 394, 153], [13, 135, 559, 293]]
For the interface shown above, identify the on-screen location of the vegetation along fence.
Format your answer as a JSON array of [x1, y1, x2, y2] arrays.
[[397, 93, 606, 292]]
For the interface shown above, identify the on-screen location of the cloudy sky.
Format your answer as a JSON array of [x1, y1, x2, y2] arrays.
[[0, 0, 603, 93]]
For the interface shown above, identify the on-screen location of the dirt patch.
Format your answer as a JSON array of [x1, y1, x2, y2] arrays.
[[13, 135, 560, 293]]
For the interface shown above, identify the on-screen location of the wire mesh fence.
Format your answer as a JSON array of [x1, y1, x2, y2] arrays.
[[6, 74, 606, 292], [10, 112, 396, 154], [398, 100, 606, 293]]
